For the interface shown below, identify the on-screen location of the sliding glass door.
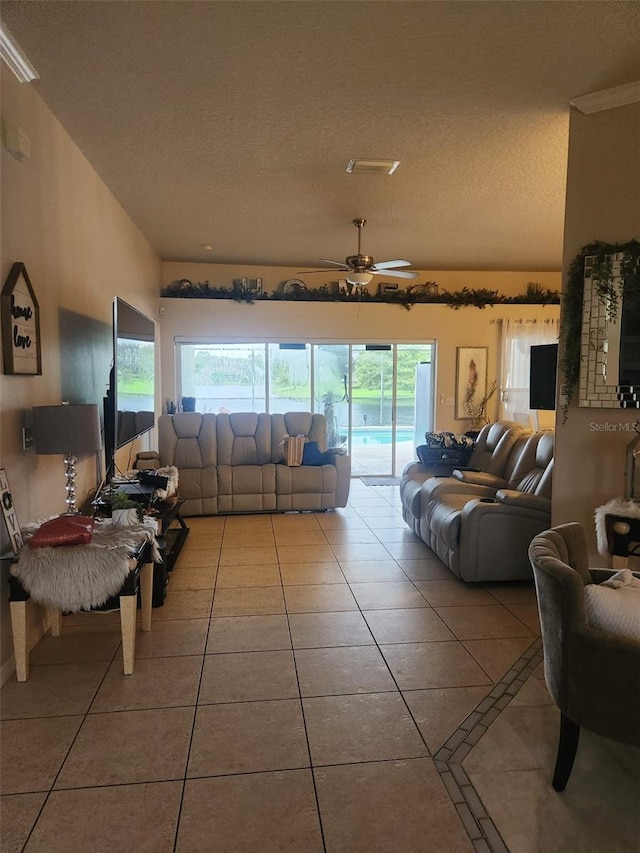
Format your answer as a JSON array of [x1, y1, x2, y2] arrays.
[[178, 340, 434, 477]]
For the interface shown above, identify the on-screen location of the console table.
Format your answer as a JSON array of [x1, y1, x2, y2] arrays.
[[151, 500, 189, 605], [8, 535, 154, 682]]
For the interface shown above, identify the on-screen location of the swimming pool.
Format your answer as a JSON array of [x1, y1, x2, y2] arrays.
[[350, 428, 415, 446]]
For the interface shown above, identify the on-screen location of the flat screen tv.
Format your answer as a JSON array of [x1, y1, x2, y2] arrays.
[[104, 298, 155, 476], [529, 343, 558, 410]]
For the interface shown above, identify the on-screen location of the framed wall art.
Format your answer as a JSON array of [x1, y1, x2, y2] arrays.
[[0, 468, 24, 556], [1, 262, 42, 375], [456, 346, 488, 421]]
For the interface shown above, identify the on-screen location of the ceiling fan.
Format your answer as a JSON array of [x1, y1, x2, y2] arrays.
[[301, 219, 419, 285]]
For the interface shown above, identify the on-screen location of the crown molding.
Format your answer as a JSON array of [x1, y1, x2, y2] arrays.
[[570, 81, 640, 115], [0, 20, 39, 83]]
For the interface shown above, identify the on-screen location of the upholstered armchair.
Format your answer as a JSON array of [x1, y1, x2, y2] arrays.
[[528, 523, 640, 791]]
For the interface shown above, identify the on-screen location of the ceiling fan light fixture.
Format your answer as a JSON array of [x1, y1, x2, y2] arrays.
[[346, 271, 373, 286], [346, 159, 400, 175]]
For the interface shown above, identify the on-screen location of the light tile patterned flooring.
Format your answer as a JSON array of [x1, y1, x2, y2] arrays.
[[1, 480, 639, 852]]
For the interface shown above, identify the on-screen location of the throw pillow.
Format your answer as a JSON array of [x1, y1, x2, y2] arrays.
[[28, 515, 95, 549], [302, 440, 325, 466], [283, 434, 306, 466]]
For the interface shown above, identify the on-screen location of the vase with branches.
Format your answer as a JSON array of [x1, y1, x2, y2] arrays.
[[464, 359, 497, 431]]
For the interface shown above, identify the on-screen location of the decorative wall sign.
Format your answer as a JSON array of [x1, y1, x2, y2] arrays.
[[1, 262, 42, 375], [0, 468, 24, 556], [456, 346, 488, 421]]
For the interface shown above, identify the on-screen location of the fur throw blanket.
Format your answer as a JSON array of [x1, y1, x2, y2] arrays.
[[153, 466, 179, 502], [12, 520, 160, 612]]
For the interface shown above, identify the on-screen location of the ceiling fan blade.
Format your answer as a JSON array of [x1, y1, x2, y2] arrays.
[[318, 258, 350, 268], [372, 269, 419, 279], [297, 269, 346, 274], [371, 259, 412, 270]]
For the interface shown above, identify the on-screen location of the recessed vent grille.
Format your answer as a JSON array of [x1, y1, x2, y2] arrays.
[[346, 159, 400, 175]]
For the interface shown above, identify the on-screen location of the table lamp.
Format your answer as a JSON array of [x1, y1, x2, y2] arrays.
[[32, 403, 102, 514]]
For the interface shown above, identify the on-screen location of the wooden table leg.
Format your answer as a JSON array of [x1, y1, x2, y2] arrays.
[[140, 561, 153, 633], [119, 593, 137, 675], [48, 607, 62, 637], [10, 600, 29, 682]]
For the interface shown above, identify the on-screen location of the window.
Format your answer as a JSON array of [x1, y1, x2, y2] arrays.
[[499, 319, 559, 424]]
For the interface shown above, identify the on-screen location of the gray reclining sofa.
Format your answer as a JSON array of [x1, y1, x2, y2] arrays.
[[400, 421, 554, 582], [158, 411, 351, 516]]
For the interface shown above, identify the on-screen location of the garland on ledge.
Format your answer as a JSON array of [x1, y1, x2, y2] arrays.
[[161, 279, 560, 311], [559, 239, 640, 423]]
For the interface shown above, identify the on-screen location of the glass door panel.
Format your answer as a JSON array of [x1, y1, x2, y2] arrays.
[[313, 344, 350, 448], [268, 343, 311, 413], [351, 345, 394, 476], [180, 342, 265, 413]]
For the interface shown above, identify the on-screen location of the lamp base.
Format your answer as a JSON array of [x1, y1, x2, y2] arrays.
[[64, 454, 80, 514]]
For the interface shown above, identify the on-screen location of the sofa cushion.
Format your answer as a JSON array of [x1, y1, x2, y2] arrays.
[[276, 463, 338, 511], [271, 413, 328, 460], [217, 463, 277, 512], [469, 421, 529, 476], [217, 413, 273, 465], [426, 493, 471, 550], [507, 431, 555, 496]]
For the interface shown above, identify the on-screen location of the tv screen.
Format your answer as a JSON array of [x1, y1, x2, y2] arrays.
[[105, 298, 155, 471], [530, 343, 558, 410]]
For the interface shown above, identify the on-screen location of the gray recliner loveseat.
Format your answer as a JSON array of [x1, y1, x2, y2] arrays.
[[400, 421, 555, 581]]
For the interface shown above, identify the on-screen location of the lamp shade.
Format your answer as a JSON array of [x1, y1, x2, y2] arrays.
[[32, 404, 102, 455]]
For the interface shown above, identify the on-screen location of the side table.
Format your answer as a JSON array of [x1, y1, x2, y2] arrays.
[[595, 497, 640, 569], [8, 539, 154, 681], [604, 513, 640, 570]]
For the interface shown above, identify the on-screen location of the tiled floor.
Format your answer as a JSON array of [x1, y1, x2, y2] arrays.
[[2, 480, 639, 852]]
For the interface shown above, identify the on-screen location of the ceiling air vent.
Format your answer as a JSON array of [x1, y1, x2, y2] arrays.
[[346, 159, 400, 175]]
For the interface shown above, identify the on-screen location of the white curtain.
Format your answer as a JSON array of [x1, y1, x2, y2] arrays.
[[499, 318, 559, 424]]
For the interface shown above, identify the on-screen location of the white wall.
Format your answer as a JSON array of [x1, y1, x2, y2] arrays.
[[0, 68, 161, 680], [554, 101, 640, 558]]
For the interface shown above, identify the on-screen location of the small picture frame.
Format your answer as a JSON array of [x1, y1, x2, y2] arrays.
[[0, 468, 24, 556], [1, 262, 42, 375], [456, 347, 488, 420]]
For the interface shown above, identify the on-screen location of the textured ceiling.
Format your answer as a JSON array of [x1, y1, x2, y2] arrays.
[[3, 1, 640, 271]]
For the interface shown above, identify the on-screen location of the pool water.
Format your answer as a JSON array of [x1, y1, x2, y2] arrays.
[[350, 428, 415, 446]]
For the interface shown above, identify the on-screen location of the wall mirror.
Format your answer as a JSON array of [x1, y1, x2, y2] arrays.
[[579, 252, 640, 409]]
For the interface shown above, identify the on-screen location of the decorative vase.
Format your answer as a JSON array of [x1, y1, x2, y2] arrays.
[[112, 508, 139, 526], [624, 421, 640, 503]]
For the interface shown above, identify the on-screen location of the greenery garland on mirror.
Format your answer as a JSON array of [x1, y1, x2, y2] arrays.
[[559, 239, 640, 423], [161, 279, 560, 311]]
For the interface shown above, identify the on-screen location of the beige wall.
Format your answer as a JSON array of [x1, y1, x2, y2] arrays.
[[159, 282, 560, 434], [554, 101, 640, 558], [0, 68, 161, 680]]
